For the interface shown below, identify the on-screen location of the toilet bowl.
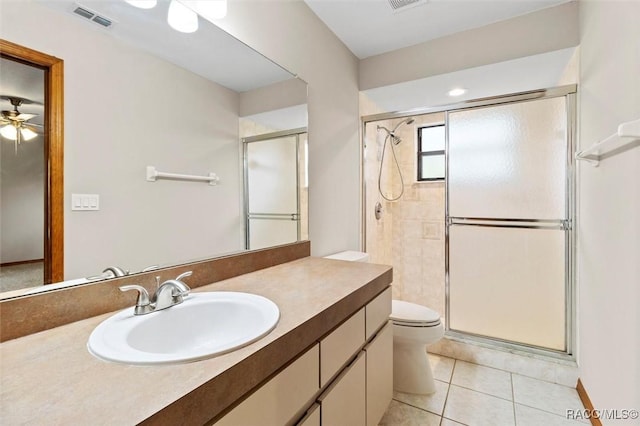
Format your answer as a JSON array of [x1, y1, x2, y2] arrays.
[[391, 300, 444, 394], [323, 251, 444, 394]]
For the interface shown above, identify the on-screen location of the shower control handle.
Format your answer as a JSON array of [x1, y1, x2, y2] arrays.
[[375, 202, 383, 220]]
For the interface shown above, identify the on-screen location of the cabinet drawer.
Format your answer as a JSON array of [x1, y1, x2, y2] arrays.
[[364, 322, 393, 426], [365, 287, 392, 340], [318, 351, 366, 426], [215, 344, 320, 426], [320, 308, 365, 387], [296, 403, 320, 426]]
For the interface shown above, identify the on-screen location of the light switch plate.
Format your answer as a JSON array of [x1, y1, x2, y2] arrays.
[[72, 193, 100, 211]]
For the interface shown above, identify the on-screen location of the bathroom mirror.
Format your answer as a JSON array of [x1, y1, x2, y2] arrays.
[[0, 0, 308, 298]]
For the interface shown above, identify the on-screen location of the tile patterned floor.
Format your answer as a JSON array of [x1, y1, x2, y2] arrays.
[[379, 354, 588, 426]]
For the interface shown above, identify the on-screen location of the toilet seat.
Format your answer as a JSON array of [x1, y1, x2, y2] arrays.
[[391, 300, 441, 327]]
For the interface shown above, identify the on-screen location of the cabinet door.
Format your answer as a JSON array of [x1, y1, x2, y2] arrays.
[[364, 322, 393, 426], [296, 403, 320, 426], [365, 287, 391, 340], [318, 351, 366, 426], [320, 308, 365, 387], [215, 344, 319, 426]]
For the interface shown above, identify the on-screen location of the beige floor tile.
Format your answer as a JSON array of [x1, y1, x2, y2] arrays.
[[393, 379, 449, 415], [451, 360, 513, 400], [512, 374, 584, 417], [515, 404, 590, 425], [443, 385, 515, 426], [441, 418, 466, 425], [428, 353, 455, 383], [378, 400, 441, 426]]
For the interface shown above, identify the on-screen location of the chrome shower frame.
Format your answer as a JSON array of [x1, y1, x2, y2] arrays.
[[361, 84, 577, 361], [242, 127, 307, 250]]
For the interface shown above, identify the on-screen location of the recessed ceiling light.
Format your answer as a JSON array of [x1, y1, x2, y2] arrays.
[[124, 0, 157, 9], [448, 88, 467, 97], [168, 0, 198, 33]]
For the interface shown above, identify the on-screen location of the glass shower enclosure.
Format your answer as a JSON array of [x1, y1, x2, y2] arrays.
[[243, 129, 308, 250], [446, 92, 575, 354]]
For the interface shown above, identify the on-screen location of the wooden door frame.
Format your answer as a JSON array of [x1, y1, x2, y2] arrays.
[[1, 39, 64, 283]]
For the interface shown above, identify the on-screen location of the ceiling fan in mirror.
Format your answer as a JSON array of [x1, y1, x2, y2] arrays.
[[0, 96, 43, 154]]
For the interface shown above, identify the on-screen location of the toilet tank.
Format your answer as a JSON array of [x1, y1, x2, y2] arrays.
[[324, 251, 370, 262]]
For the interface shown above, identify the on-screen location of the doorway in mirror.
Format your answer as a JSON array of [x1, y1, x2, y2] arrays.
[[0, 40, 64, 292]]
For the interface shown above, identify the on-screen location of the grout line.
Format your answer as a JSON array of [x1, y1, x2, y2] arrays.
[[391, 398, 443, 418], [442, 415, 470, 426], [514, 401, 590, 424], [441, 359, 455, 419], [447, 383, 514, 404], [447, 357, 455, 383], [511, 371, 578, 389]]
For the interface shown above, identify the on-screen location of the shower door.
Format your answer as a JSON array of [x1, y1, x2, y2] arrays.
[[446, 94, 574, 353], [244, 131, 306, 250]]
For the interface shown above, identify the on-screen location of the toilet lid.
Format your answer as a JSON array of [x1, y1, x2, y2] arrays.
[[391, 300, 441, 326]]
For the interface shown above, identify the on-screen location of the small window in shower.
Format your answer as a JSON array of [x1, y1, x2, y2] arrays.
[[417, 124, 445, 181]]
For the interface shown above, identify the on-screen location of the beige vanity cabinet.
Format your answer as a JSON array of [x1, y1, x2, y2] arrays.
[[297, 403, 320, 426], [318, 351, 366, 425], [215, 287, 392, 426], [316, 288, 392, 426], [214, 344, 320, 426], [364, 321, 393, 426], [320, 308, 365, 386]]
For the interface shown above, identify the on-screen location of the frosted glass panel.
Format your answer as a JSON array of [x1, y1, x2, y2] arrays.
[[249, 219, 298, 250], [247, 136, 297, 214], [448, 97, 567, 219], [448, 225, 565, 350]]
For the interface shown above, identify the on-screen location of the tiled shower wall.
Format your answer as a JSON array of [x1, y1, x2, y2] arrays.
[[364, 112, 447, 317]]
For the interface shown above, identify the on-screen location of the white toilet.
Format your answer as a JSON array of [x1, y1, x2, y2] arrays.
[[390, 300, 444, 394], [324, 251, 444, 395]]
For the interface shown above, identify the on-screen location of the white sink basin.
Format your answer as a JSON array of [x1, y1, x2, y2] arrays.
[[88, 292, 279, 365]]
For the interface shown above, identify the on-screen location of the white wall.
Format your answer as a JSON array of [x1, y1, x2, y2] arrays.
[[0, 2, 243, 278], [213, 1, 360, 256], [239, 78, 307, 118], [360, 1, 580, 90], [578, 0, 640, 415]]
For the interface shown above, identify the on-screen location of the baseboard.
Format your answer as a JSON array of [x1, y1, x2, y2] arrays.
[[576, 379, 603, 426]]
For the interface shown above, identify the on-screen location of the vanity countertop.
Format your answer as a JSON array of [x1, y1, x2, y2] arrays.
[[0, 257, 392, 425]]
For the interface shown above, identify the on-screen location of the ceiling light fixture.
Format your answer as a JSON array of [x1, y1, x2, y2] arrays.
[[179, 0, 228, 21], [0, 124, 39, 154], [1, 97, 41, 154], [448, 88, 467, 97], [168, 0, 199, 33], [124, 0, 157, 9]]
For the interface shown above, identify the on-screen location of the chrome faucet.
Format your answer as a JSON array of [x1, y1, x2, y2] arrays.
[[120, 271, 192, 315]]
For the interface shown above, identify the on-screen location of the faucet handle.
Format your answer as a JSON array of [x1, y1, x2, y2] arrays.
[[119, 285, 151, 315], [141, 265, 159, 272], [175, 271, 192, 281]]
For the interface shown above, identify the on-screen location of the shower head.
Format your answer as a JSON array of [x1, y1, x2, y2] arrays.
[[389, 117, 416, 145]]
